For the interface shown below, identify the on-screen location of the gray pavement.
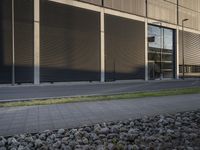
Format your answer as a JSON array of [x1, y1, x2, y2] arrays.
[[0, 94, 200, 136], [0, 79, 200, 102]]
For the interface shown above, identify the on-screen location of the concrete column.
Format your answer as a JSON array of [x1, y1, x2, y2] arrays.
[[176, 27, 179, 79], [34, 0, 40, 84], [145, 19, 148, 81], [100, 8, 105, 82]]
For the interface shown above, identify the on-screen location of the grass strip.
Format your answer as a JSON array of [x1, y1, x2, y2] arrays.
[[0, 87, 200, 107]]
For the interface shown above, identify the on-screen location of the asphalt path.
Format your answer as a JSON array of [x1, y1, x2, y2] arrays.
[[0, 79, 199, 102]]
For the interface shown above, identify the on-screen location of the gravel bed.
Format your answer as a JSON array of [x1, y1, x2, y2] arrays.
[[0, 110, 200, 150]]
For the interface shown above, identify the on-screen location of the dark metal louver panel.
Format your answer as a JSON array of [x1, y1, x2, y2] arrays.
[[179, 31, 200, 66], [105, 14, 145, 81], [0, 0, 12, 83], [40, 1, 100, 82], [179, 31, 200, 77], [14, 0, 34, 83], [104, 0, 145, 17]]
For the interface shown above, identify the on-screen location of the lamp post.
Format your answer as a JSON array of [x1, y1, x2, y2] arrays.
[[182, 18, 189, 80], [12, 0, 15, 85]]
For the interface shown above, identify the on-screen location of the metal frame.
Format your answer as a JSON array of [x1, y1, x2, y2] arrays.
[[181, 18, 189, 80], [29, 0, 198, 84], [149, 22, 163, 80]]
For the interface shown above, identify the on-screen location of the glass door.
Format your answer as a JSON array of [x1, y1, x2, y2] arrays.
[[148, 25, 175, 80]]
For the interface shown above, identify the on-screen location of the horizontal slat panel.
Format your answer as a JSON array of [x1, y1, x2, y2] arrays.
[[104, 0, 145, 16], [14, 0, 34, 83], [0, 0, 12, 83], [40, 1, 100, 82], [105, 14, 145, 81], [179, 31, 200, 65]]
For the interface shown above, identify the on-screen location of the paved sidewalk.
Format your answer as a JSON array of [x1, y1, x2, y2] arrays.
[[0, 94, 200, 136], [0, 79, 200, 102]]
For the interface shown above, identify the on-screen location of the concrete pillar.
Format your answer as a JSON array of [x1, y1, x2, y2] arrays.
[[145, 19, 148, 81], [100, 8, 105, 82], [176, 27, 180, 79], [34, 0, 40, 84]]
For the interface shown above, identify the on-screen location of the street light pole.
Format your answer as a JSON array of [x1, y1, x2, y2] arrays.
[[182, 18, 189, 80], [12, 0, 15, 85]]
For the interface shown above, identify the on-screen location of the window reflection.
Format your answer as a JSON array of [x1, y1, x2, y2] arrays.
[[148, 25, 163, 49], [164, 29, 173, 50]]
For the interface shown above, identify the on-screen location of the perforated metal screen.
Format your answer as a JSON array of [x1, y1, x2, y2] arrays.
[[0, 0, 12, 83], [14, 0, 34, 83], [179, 31, 200, 77], [105, 14, 145, 81], [40, 1, 101, 82]]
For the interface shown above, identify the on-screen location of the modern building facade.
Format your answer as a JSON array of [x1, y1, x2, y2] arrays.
[[0, 0, 200, 85]]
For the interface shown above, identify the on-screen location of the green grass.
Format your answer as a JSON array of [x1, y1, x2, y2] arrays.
[[0, 87, 200, 107]]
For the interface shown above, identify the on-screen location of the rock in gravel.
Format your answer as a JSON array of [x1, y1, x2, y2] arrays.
[[110, 125, 120, 133], [107, 143, 116, 150], [84, 127, 92, 132], [90, 133, 98, 141], [43, 129, 52, 135], [132, 144, 139, 150], [24, 136, 34, 143], [34, 139, 43, 147], [69, 141, 77, 149], [99, 127, 109, 134], [128, 128, 139, 134], [175, 121, 182, 126], [40, 145, 48, 150], [61, 137, 69, 144], [17, 145, 25, 150], [96, 145, 105, 150], [94, 124, 101, 133], [53, 141, 61, 148], [8, 138, 19, 147], [58, 129, 65, 135], [0, 136, 6, 147], [39, 133, 46, 140], [187, 147, 194, 150], [82, 137, 89, 144]]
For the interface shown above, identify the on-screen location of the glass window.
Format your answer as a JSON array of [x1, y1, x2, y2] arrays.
[[164, 29, 173, 50], [148, 25, 163, 49]]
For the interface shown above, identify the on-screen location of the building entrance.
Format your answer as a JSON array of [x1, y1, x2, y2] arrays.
[[148, 25, 175, 80]]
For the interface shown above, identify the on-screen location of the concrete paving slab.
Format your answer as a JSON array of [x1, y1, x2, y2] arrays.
[[0, 94, 200, 136]]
